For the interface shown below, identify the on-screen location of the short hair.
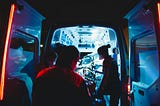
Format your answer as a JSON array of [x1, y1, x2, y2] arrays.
[[52, 43, 66, 55], [56, 45, 79, 68]]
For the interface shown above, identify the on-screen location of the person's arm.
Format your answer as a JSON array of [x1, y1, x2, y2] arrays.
[[98, 61, 109, 95], [80, 80, 93, 106]]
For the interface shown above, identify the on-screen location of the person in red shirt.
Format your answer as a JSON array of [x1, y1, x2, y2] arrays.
[[32, 45, 93, 106]]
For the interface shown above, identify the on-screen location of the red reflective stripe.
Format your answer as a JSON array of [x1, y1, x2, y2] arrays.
[[0, 4, 15, 100], [127, 84, 130, 94], [158, 3, 160, 27], [36, 66, 56, 78]]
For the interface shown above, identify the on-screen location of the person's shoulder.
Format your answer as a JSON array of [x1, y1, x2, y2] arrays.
[[74, 72, 83, 80], [36, 65, 56, 78], [72, 72, 84, 87]]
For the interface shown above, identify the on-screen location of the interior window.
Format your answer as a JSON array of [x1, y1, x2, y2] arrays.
[[134, 34, 159, 85], [6, 30, 36, 79]]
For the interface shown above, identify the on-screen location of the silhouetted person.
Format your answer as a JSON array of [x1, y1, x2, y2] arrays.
[[32, 45, 93, 106], [44, 46, 58, 67], [112, 47, 118, 62], [36, 43, 65, 78], [36, 51, 57, 78], [97, 44, 121, 106]]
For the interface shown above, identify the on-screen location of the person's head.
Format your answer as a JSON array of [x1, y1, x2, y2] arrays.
[[53, 42, 66, 55], [45, 45, 58, 66], [112, 47, 118, 54], [47, 50, 58, 66], [45, 43, 66, 67], [56, 45, 80, 70], [97, 44, 111, 59]]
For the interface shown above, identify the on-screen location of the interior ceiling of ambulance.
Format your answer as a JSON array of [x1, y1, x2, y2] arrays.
[[25, 0, 140, 52]]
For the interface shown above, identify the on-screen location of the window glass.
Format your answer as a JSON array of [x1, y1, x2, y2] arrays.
[[135, 34, 159, 85], [5, 0, 44, 79], [6, 31, 35, 78]]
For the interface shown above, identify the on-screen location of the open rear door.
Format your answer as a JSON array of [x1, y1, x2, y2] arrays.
[[125, 0, 160, 105]]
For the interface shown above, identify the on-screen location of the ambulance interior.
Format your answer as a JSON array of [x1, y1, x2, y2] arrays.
[[50, 25, 121, 90]]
